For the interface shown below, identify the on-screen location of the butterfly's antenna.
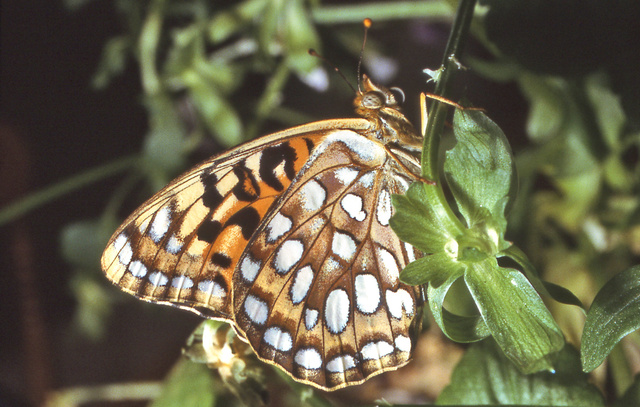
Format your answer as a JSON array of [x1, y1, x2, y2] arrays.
[[308, 49, 357, 94], [357, 18, 372, 93]]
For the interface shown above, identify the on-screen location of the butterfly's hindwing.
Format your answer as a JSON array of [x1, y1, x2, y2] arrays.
[[233, 129, 423, 389]]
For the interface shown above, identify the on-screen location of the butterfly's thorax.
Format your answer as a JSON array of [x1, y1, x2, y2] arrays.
[[101, 74, 424, 392]]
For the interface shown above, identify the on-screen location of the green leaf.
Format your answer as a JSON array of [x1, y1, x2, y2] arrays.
[[437, 340, 605, 406], [91, 36, 132, 89], [543, 281, 585, 309], [400, 252, 464, 287], [502, 245, 585, 309], [69, 272, 113, 340], [582, 265, 640, 372], [258, 0, 320, 75], [187, 79, 243, 147], [465, 259, 565, 373], [280, 0, 320, 74], [428, 275, 491, 343], [585, 75, 625, 150], [444, 108, 516, 233], [151, 359, 216, 407], [519, 73, 567, 141], [207, 0, 269, 44], [390, 182, 460, 254]]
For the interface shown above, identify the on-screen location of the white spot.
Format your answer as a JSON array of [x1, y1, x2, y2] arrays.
[[148, 271, 168, 286], [341, 193, 366, 222], [326, 130, 385, 162], [300, 179, 327, 212], [331, 231, 357, 261], [295, 348, 322, 370], [244, 294, 268, 325], [241, 255, 261, 283], [274, 240, 304, 274], [128, 261, 147, 278], [198, 280, 226, 298], [325, 258, 341, 274], [137, 217, 150, 234], [386, 289, 414, 319], [264, 326, 293, 351], [171, 275, 193, 289], [266, 212, 292, 243], [325, 289, 350, 334], [290, 265, 314, 304], [377, 189, 392, 226], [334, 167, 359, 185], [166, 234, 183, 254], [405, 242, 416, 263], [377, 247, 400, 281], [149, 206, 171, 243], [114, 234, 133, 265], [361, 340, 394, 360], [305, 308, 319, 330], [358, 171, 375, 188], [355, 274, 380, 314], [326, 354, 356, 373], [395, 335, 412, 352]]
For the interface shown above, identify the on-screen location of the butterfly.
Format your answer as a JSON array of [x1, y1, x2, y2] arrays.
[[101, 74, 426, 391]]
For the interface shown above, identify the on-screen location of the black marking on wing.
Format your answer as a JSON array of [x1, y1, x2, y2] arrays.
[[232, 161, 261, 202], [259, 143, 297, 191], [197, 219, 222, 243], [201, 171, 224, 209], [211, 252, 232, 268], [226, 206, 261, 240]]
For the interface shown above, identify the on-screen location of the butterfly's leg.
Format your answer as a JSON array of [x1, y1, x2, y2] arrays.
[[383, 145, 436, 186]]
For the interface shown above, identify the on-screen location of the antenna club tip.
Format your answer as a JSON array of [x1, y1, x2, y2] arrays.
[[308, 48, 317, 56], [363, 18, 372, 28]]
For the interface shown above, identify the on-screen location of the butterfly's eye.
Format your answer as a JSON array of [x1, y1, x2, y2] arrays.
[[389, 87, 406, 105], [361, 91, 385, 109]]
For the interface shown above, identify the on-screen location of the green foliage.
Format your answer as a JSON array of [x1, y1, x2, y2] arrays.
[[151, 359, 217, 407], [437, 340, 604, 406], [393, 107, 564, 374], [582, 266, 640, 372]]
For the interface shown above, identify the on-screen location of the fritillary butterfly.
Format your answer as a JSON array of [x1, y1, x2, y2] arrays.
[[101, 74, 425, 391]]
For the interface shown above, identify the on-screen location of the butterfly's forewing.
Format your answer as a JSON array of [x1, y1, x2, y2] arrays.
[[102, 128, 332, 320], [233, 130, 423, 390]]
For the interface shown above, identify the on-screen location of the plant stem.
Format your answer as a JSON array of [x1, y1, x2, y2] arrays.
[[311, 1, 453, 24], [0, 156, 137, 226], [422, 0, 477, 180]]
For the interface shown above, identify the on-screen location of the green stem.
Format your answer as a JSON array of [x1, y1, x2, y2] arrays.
[[413, 0, 477, 237], [415, 0, 476, 238], [311, 1, 453, 24], [422, 0, 476, 180], [0, 156, 138, 226]]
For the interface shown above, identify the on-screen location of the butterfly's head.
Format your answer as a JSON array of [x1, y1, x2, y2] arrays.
[[354, 75, 423, 149]]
